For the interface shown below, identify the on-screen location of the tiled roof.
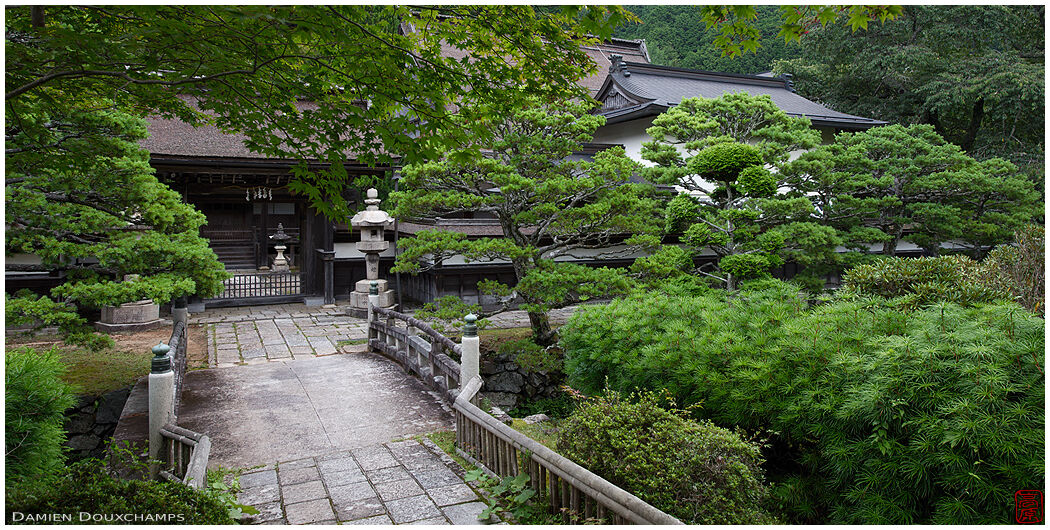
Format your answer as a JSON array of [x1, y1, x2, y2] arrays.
[[142, 40, 651, 159], [597, 59, 885, 130]]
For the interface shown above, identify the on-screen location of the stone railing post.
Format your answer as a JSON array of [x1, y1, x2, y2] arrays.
[[148, 342, 175, 478], [366, 281, 379, 350], [460, 314, 480, 385], [172, 296, 188, 327]]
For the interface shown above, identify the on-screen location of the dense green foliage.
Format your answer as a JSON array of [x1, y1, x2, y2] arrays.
[[7, 6, 636, 219], [782, 124, 1040, 256], [777, 5, 1044, 181], [5, 101, 228, 347], [5, 348, 77, 488], [615, 6, 801, 74], [841, 256, 1009, 310], [642, 93, 843, 289], [557, 390, 777, 524], [981, 225, 1045, 315], [391, 99, 658, 344], [843, 226, 1046, 315], [561, 282, 1045, 523], [698, 5, 903, 57], [6, 459, 237, 524], [616, 6, 899, 64]]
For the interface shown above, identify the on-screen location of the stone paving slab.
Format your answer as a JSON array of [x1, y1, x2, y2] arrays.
[[237, 438, 488, 525]]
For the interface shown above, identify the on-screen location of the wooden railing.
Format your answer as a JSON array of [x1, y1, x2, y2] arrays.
[[454, 377, 683, 525], [157, 423, 211, 490], [368, 306, 462, 402], [209, 271, 302, 300], [168, 320, 188, 418], [366, 304, 681, 525]]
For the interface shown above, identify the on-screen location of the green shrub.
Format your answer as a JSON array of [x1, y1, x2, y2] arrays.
[[561, 287, 1045, 524], [5, 347, 77, 487], [981, 224, 1044, 315], [509, 392, 575, 419], [557, 390, 777, 524], [841, 255, 1008, 309], [561, 280, 805, 401], [6, 458, 236, 524], [630, 245, 693, 280], [497, 337, 562, 374], [687, 142, 763, 182]]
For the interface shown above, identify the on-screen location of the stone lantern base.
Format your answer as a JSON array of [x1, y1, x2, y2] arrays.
[[94, 300, 169, 333], [348, 279, 396, 318]]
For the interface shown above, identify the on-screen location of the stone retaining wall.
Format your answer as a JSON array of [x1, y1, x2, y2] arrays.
[[478, 352, 562, 411], [63, 387, 132, 460]]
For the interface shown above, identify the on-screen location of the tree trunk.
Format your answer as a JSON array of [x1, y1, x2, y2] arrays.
[[510, 255, 556, 346], [527, 310, 556, 346], [961, 97, 985, 153]]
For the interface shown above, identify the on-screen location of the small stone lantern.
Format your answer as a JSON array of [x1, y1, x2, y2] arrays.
[[269, 223, 292, 272], [349, 188, 396, 315]]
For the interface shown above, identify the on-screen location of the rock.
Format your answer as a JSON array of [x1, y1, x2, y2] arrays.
[[67, 433, 101, 452], [489, 406, 514, 426], [73, 394, 96, 411], [96, 387, 131, 424], [487, 371, 525, 394], [481, 392, 518, 411], [523, 414, 550, 425], [480, 359, 499, 375], [66, 413, 96, 434]]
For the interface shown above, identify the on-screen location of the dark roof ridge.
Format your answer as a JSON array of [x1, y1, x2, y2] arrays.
[[613, 59, 790, 89]]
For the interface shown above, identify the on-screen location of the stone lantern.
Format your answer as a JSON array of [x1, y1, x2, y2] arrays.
[[349, 188, 395, 315], [269, 223, 292, 272]]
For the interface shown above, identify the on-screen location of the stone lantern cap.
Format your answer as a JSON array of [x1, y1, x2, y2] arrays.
[[269, 223, 292, 243], [350, 188, 393, 228]]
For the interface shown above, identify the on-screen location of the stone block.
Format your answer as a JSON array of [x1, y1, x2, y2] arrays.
[[442, 502, 490, 525], [284, 499, 335, 525], [427, 483, 479, 507], [356, 240, 390, 253], [282, 480, 328, 505], [374, 478, 425, 502], [385, 494, 441, 524], [95, 387, 131, 424], [100, 299, 159, 324], [279, 465, 320, 486], [354, 279, 389, 293]]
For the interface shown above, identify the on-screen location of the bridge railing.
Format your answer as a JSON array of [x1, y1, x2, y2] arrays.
[[366, 291, 681, 525], [149, 307, 211, 489], [368, 305, 463, 403]]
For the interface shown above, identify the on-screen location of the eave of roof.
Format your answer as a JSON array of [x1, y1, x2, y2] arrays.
[[597, 60, 887, 130]]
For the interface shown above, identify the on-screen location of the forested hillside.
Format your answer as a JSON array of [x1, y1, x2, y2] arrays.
[[615, 5, 801, 74]]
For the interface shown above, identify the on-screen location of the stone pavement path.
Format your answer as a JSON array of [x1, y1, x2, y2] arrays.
[[178, 354, 453, 468], [192, 301, 581, 368], [237, 438, 487, 525], [180, 301, 587, 524]]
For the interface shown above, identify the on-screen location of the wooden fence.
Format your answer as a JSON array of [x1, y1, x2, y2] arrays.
[[208, 271, 302, 300], [157, 423, 211, 489], [152, 315, 210, 489], [168, 320, 188, 418], [366, 305, 681, 525]]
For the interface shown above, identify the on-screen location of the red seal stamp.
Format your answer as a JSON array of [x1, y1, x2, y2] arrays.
[[1015, 490, 1043, 524]]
